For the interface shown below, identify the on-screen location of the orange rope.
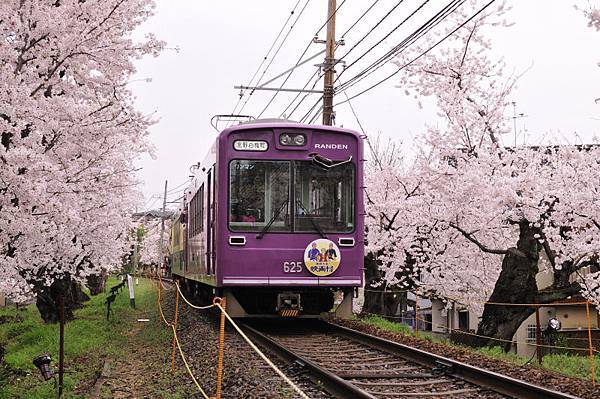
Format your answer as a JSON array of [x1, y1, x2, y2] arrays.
[[361, 288, 593, 307], [362, 311, 598, 353], [216, 298, 226, 399], [415, 314, 598, 353], [171, 282, 181, 371]]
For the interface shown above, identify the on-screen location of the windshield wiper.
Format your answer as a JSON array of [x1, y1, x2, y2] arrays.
[[296, 200, 327, 239], [309, 153, 352, 170], [256, 199, 288, 239]]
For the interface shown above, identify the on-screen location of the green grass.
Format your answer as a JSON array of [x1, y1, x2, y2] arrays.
[[542, 353, 600, 381], [475, 345, 530, 365], [362, 315, 412, 335], [0, 277, 164, 399]]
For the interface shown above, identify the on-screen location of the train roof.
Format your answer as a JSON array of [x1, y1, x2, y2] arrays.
[[219, 120, 362, 139]]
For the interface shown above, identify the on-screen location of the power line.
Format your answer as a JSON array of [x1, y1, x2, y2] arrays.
[[340, 0, 382, 38], [236, 0, 313, 121], [335, 0, 499, 107], [337, 0, 462, 92], [281, 0, 378, 120], [337, 0, 465, 92], [280, 68, 322, 119], [299, 0, 435, 123], [337, 0, 408, 67], [228, 0, 304, 124], [256, 0, 348, 119], [166, 179, 191, 194], [343, 91, 366, 135]]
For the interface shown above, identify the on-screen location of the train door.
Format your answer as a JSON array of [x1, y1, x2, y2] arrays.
[[206, 168, 213, 275]]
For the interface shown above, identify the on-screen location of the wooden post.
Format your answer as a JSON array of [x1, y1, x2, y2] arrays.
[[127, 274, 135, 308], [585, 301, 596, 386], [414, 288, 419, 337], [171, 282, 180, 371], [535, 304, 543, 364], [58, 295, 65, 397], [322, 0, 337, 125], [216, 298, 226, 399]]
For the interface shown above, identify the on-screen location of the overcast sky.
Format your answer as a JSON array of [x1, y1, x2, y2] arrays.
[[131, 0, 600, 210]]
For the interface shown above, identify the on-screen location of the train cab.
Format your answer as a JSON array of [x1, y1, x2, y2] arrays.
[[171, 120, 364, 317]]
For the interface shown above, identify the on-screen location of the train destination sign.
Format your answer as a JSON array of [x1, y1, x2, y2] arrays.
[[304, 239, 341, 277], [233, 140, 268, 151]]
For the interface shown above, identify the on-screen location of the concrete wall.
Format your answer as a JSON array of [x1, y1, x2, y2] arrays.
[[555, 305, 599, 329]]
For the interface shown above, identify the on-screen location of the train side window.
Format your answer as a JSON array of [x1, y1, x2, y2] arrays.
[[199, 184, 204, 232]]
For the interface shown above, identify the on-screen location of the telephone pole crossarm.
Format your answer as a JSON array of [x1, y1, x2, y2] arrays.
[[234, 85, 323, 94]]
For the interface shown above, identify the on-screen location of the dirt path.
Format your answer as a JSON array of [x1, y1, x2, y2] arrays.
[[92, 311, 195, 398]]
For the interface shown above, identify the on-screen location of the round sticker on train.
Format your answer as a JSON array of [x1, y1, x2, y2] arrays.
[[304, 239, 341, 276]]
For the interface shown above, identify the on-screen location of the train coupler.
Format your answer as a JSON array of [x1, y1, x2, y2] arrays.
[[277, 292, 302, 317]]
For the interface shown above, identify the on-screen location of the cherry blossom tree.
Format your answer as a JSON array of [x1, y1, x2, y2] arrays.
[[0, 0, 163, 322], [137, 218, 170, 268], [366, 0, 600, 346]]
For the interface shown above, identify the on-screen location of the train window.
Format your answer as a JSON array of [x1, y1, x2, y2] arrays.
[[229, 160, 291, 232], [294, 161, 354, 233]]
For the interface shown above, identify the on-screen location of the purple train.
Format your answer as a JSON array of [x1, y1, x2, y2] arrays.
[[169, 120, 364, 317]]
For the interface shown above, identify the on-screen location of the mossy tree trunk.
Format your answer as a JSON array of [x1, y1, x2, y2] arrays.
[[35, 277, 90, 324]]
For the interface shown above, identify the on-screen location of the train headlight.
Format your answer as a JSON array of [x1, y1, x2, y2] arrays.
[[280, 134, 291, 145], [279, 133, 306, 146]]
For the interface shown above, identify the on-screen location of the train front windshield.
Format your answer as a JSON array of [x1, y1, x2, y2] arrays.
[[229, 160, 355, 233]]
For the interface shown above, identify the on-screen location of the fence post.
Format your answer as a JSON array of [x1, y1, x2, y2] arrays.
[[585, 301, 596, 386], [171, 282, 181, 371], [535, 303, 542, 364], [216, 298, 226, 399], [414, 288, 419, 337]]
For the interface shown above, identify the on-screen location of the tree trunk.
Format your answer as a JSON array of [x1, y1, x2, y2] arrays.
[[35, 277, 90, 323], [86, 272, 107, 296], [475, 220, 541, 351], [363, 253, 406, 317]]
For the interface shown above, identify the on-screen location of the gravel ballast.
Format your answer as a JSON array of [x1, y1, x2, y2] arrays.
[[334, 319, 599, 399]]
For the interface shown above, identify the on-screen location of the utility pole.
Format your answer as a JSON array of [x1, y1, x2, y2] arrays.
[[322, 0, 337, 126], [158, 180, 167, 275], [510, 101, 527, 146]]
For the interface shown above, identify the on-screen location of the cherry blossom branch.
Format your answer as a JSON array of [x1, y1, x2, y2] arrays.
[[448, 222, 510, 255]]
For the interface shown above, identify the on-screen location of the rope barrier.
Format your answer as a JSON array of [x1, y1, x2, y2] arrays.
[[154, 276, 211, 397], [361, 311, 599, 353], [414, 313, 599, 353], [171, 324, 211, 399], [362, 288, 593, 307], [174, 282, 218, 310], [214, 302, 311, 399], [156, 276, 173, 327], [156, 276, 310, 399]]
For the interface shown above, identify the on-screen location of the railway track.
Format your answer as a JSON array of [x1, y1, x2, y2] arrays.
[[241, 319, 579, 399]]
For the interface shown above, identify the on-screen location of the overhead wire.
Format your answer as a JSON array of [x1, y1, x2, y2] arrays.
[[256, 0, 348, 119], [336, 0, 408, 67], [283, 69, 323, 119], [335, 0, 498, 106], [166, 179, 192, 194], [228, 0, 304, 126], [284, 0, 380, 121], [337, 0, 462, 91]]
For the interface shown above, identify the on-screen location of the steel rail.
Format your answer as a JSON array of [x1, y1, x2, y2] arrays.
[[326, 322, 580, 399], [240, 323, 377, 399]]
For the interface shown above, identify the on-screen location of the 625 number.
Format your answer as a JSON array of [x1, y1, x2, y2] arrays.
[[283, 261, 303, 273]]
